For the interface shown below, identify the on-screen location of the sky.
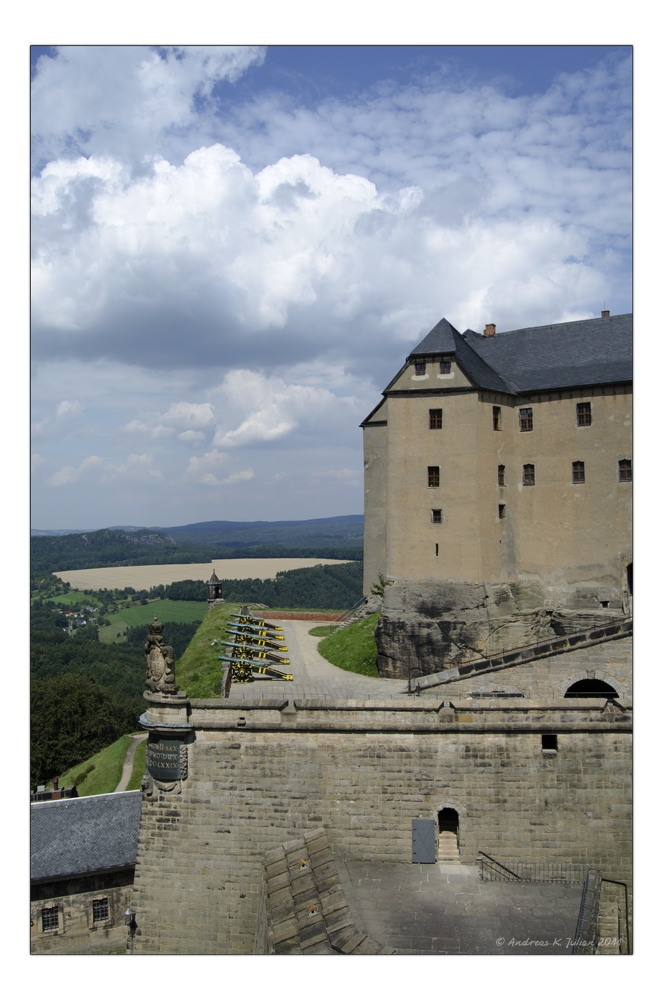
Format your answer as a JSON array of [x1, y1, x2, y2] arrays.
[[30, 44, 632, 530]]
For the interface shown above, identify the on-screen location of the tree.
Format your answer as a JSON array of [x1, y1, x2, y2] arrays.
[[30, 673, 138, 786]]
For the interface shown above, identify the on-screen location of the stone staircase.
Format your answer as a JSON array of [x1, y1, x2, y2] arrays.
[[596, 881, 628, 954], [412, 617, 633, 692], [437, 831, 460, 862]]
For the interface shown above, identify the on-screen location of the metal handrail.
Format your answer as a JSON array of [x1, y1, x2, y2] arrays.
[[330, 596, 368, 631], [476, 851, 522, 881]]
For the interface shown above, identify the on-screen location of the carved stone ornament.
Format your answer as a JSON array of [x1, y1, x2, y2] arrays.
[[144, 617, 177, 694]]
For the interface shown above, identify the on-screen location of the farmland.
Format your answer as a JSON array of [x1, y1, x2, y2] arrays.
[[98, 599, 206, 644], [54, 557, 352, 591]]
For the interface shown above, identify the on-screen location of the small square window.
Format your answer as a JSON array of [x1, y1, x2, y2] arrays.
[[498, 504, 506, 519], [439, 360, 451, 374], [576, 402, 592, 426], [572, 461, 585, 483], [523, 464, 535, 486], [497, 464, 505, 486], [493, 406, 502, 431], [618, 459, 632, 482], [93, 898, 109, 923], [414, 361, 426, 375], [42, 907, 59, 932], [542, 734, 558, 751], [429, 408, 443, 429], [428, 466, 440, 488], [431, 509, 442, 523], [519, 407, 533, 432]]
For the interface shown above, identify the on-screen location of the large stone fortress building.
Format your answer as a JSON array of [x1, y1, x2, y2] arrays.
[[361, 312, 632, 679]]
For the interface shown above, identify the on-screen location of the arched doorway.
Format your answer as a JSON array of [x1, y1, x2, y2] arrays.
[[437, 808, 459, 861], [564, 679, 619, 699]]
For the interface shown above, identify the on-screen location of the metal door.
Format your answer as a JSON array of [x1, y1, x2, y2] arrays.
[[412, 819, 436, 863]]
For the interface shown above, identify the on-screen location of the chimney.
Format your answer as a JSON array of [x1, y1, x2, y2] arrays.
[[53, 777, 59, 790], [601, 309, 610, 318], [484, 323, 496, 337]]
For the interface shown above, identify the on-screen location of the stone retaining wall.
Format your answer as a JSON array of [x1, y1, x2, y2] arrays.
[[130, 705, 632, 955]]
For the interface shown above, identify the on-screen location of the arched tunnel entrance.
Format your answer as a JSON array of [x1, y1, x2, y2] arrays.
[[437, 808, 459, 861]]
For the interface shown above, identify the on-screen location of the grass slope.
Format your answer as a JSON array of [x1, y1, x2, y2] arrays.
[[314, 614, 380, 677], [55, 734, 135, 796], [175, 603, 245, 698]]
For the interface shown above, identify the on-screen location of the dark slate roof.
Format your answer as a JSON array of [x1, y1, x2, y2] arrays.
[[31, 791, 142, 882], [409, 317, 459, 356], [406, 313, 632, 394]]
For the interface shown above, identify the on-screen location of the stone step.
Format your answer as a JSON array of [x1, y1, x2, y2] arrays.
[[438, 831, 459, 861]]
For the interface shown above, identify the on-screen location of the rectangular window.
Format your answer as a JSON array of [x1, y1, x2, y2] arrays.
[[414, 361, 426, 375], [618, 459, 632, 482], [523, 464, 535, 486], [542, 734, 558, 751], [439, 360, 451, 374], [498, 504, 506, 519], [429, 408, 443, 429], [519, 407, 533, 432], [428, 466, 440, 488], [42, 907, 59, 932], [576, 402, 592, 426], [431, 509, 442, 523], [572, 461, 585, 483], [93, 898, 109, 923], [497, 464, 505, 486], [493, 406, 502, 431]]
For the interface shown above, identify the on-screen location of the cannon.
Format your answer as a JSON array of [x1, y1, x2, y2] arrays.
[[221, 640, 290, 665], [218, 653, 293, 682], [226, 628, 288, 653]]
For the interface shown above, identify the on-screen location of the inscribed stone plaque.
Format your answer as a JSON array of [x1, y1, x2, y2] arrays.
[[146, 737, 181, 781]]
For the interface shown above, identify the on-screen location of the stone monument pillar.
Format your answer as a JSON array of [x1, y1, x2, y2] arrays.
[[139, 617, 192, 795]]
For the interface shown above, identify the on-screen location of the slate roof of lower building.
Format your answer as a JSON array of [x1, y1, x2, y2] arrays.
[[31, 790, 142, 882], [407, 313, 632, 394]]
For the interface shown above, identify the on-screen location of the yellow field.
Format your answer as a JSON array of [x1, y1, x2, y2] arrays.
[[53, 558, 351, 591]]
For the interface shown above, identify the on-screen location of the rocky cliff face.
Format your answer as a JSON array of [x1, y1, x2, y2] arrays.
[[375, 579, 626, 679]]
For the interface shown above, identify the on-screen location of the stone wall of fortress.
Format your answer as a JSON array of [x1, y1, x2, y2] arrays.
[[131, 699, 632, 955]]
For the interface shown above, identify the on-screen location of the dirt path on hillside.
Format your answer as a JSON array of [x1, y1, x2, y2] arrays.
[[115, 733, 148, 792]]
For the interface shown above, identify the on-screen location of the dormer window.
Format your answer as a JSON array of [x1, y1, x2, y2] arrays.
[[414, 361, 426, 376], [439, 360, 451, 374]]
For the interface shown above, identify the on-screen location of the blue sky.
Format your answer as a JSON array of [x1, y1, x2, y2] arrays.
[[30, 45, 632, 529]]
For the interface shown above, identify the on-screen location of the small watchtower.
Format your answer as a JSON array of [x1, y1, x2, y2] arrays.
[[207, 569, 224, 609]]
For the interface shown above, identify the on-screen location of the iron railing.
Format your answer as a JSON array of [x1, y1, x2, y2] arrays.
[[477, 852, 588, 884], [329, 596, 368, 632], [573, 875, 631, 955]]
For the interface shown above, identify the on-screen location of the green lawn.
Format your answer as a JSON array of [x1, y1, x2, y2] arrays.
[[313, 614, 380, 676], [98, 599, 208, 643], [126, 738, 147, 791], [54, 734, 137, 796]]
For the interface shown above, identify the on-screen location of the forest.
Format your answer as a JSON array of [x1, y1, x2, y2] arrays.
[[31, 523, 363, 573]]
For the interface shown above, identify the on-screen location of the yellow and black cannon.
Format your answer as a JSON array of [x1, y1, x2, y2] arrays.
[[225, 625, 287, 649], [222, 639, 290, 666], [218, 653, 294, 683]]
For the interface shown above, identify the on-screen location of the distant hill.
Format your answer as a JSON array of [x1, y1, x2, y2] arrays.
[[31, 516, 364, 574], [150, 515, 363, 548]]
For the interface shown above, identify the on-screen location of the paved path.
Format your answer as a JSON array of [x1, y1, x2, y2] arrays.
[[114, 733, 148, 792], [344, 861, 583, 955], [224, 619, 422, 703]]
